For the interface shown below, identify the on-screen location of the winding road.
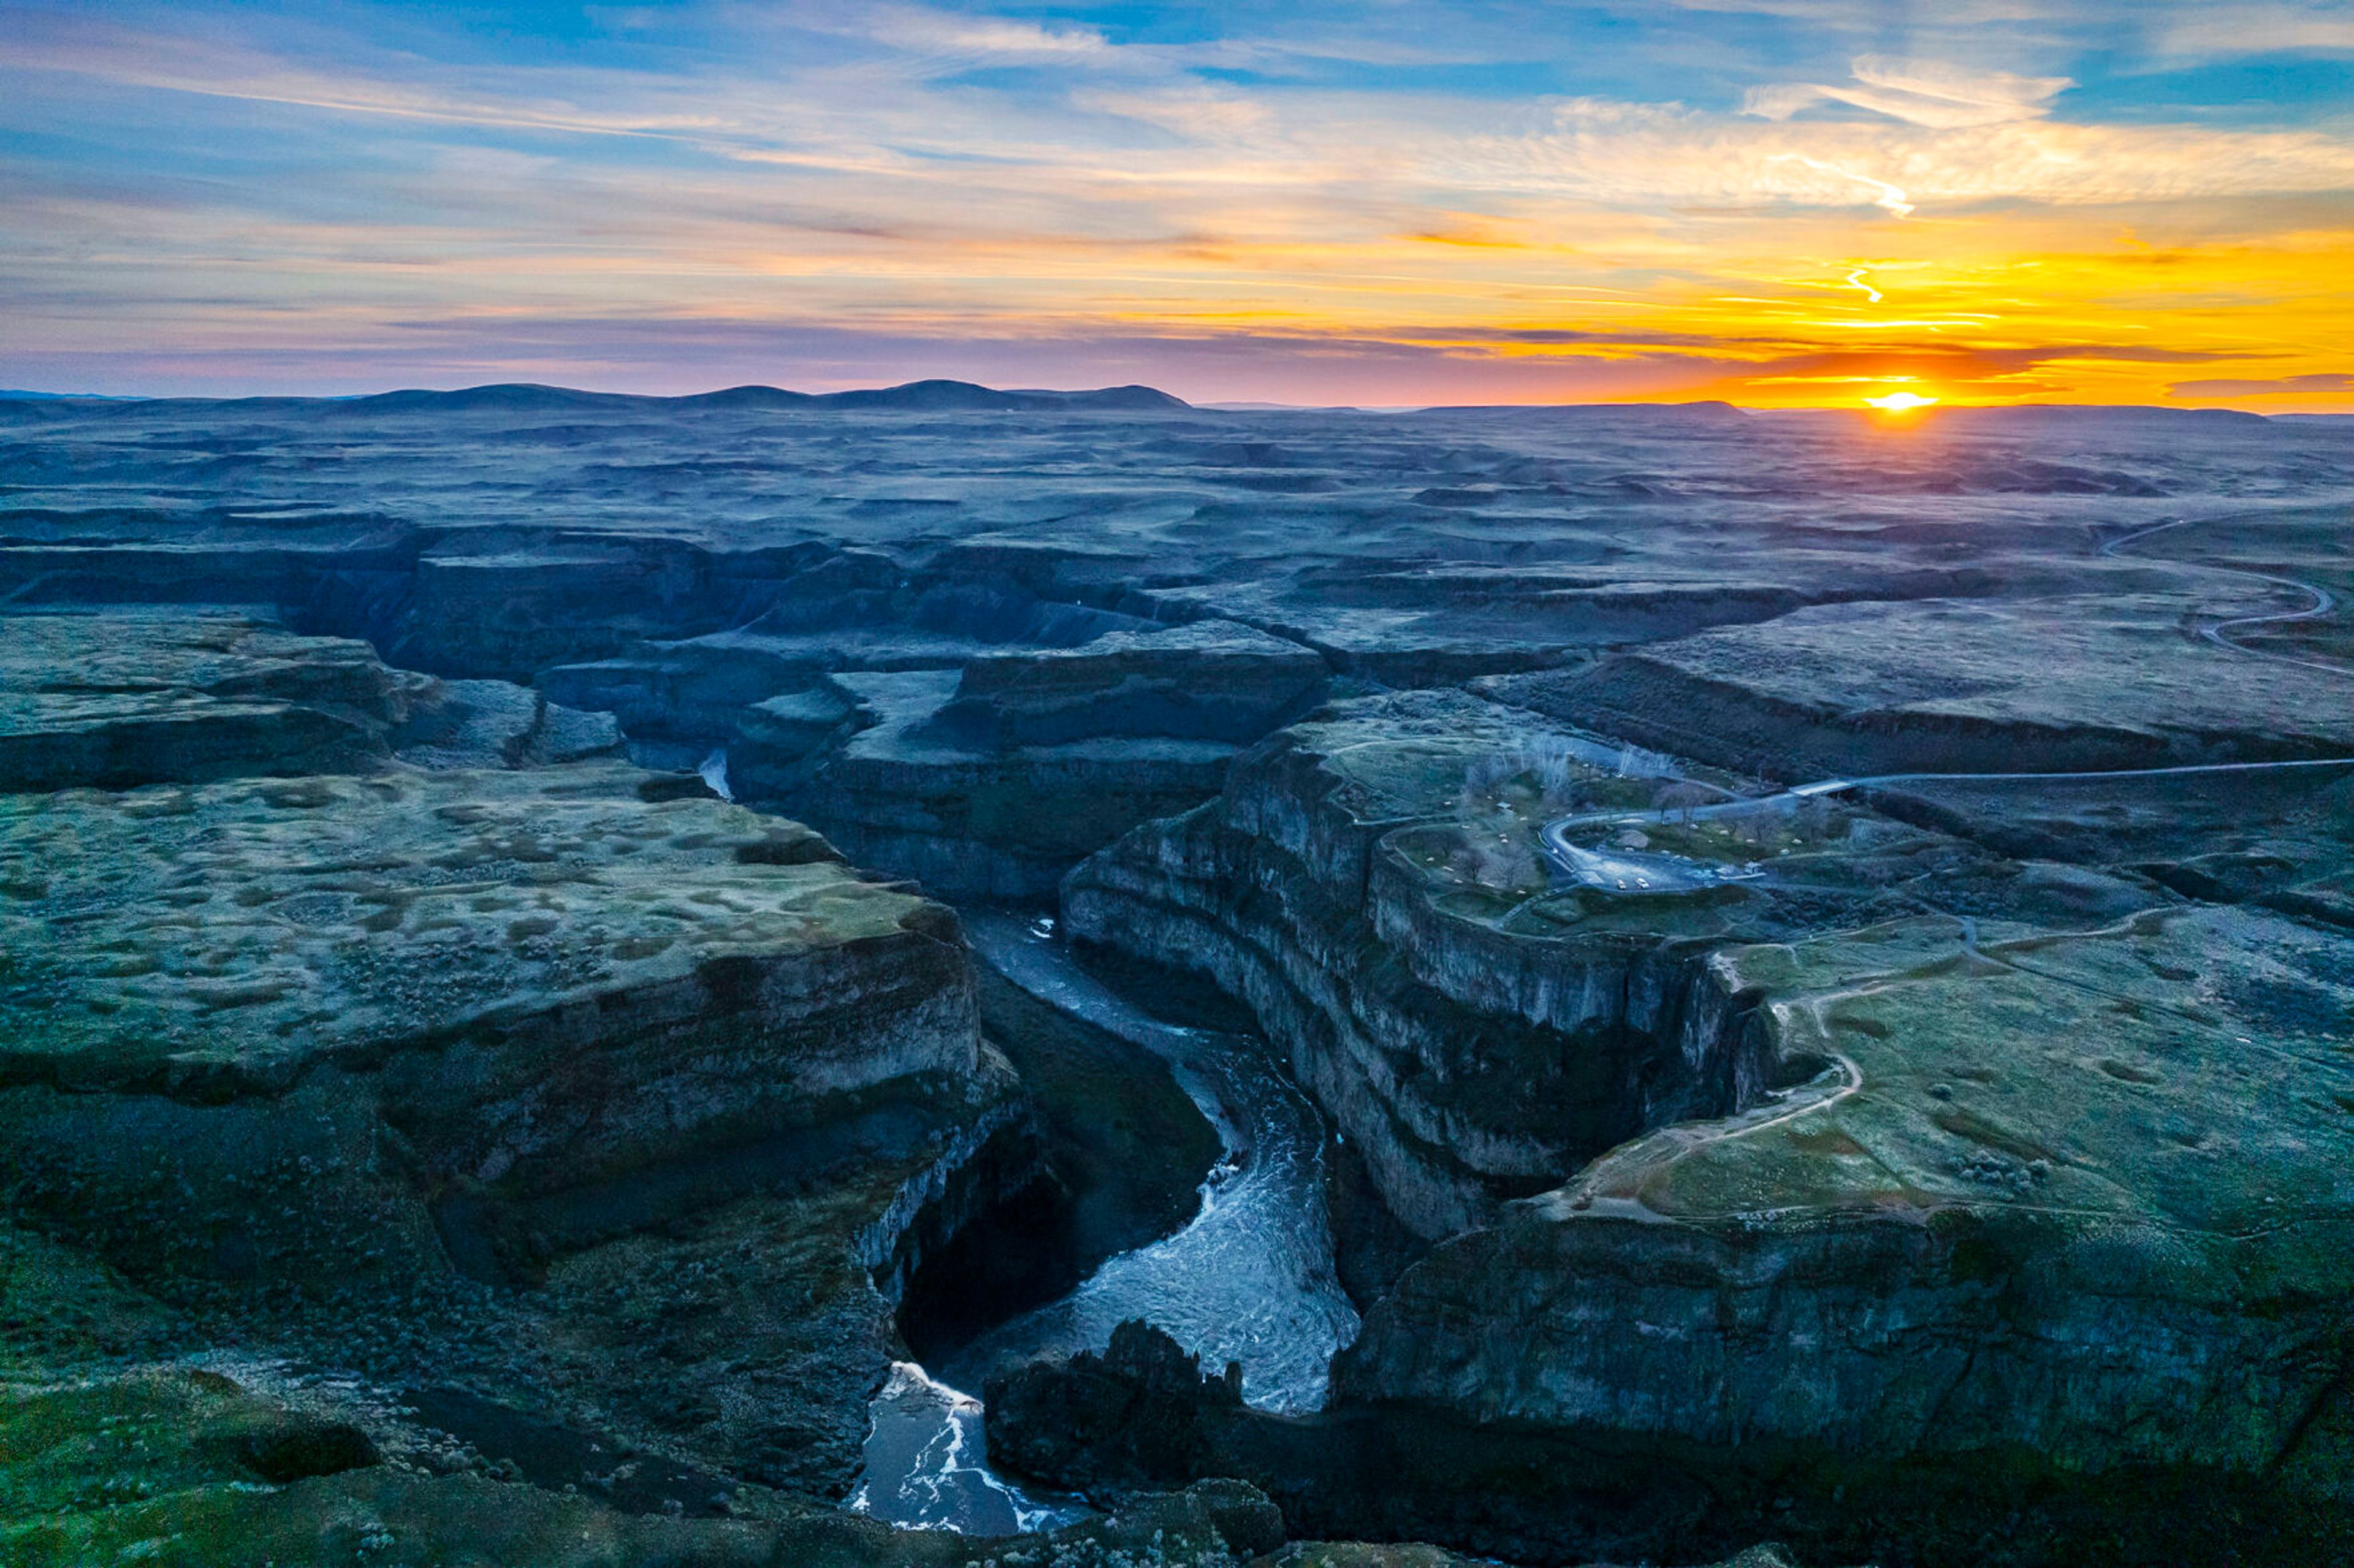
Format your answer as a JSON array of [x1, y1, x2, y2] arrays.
[[1542, 504, 2354, 885], [1540, 753, 2354, 885], [2101, 512, 2348, 679]]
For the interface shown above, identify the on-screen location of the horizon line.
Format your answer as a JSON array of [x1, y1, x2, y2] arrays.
[[2, 379, 2339, 419]]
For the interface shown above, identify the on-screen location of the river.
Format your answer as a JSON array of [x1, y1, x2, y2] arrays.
[[848, 910, 1360, 1533]]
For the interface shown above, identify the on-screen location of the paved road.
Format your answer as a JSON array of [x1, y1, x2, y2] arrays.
[[1541, 835, 1756, 894], [1541, 754, 2354, 888], [2102, 512, 2349, 680]]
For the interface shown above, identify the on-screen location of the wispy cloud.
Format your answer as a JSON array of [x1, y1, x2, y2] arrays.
[[2170, 371, 2354, 398], [1745, 57, 2074, 129], [858, 7, 1112, 61], [2152, 6, 2354, 62], [1471, 100, 2354, 213]]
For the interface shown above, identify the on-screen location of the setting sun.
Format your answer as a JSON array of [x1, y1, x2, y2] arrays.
[[1864, 391, 1941, 413]]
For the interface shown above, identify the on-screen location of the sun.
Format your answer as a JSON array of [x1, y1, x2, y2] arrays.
[[1864, 390, 1940, 413]]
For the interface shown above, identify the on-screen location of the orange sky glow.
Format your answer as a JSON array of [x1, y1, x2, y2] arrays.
[[2, 2, 2348, 408]]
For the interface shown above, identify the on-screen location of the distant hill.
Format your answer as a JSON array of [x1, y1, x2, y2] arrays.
[[6, 386, 2322, 424], [1925, 403, 2272, 431], [0, 379, 1190, 416], [800, 380, 1184, 411], [365, 380, 1189, 414], [342, 384, 633, 414], [0, 389, 145, 402]]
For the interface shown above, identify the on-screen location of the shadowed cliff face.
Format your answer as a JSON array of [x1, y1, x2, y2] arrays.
[[0, 597, 1289, 1561], [1065, 691, 1834, 1239], [0, 722, 1011, 1495], [1333, 905, 2354, 1474], [985, 1324, 2354, 1568]]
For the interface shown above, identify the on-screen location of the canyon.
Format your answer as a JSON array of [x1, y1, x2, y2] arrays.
[[4, 385, 2352, 1566]]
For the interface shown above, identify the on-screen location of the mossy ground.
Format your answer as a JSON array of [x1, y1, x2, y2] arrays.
[[1566, 904, 2354, 1239]]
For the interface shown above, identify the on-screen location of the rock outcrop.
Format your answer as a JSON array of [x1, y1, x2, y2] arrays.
[[989, 1296, 2352, 1567], [523, 583, 1327, 897], [1049, 690, 2354, 1561], [1493, 593, 2354, 778], [1, 756, 978, 1263], [986, 1320, 1246, 1493], [934, 618, 1328, 749], [0, 598, 1236, 1534], [1338, 905, 2354, 1493], [388, 677, 623, 771], [785, 627, 1317, 897], [0, 740, 1048, 1499], [0, 610, 419, 790], [1062, 691, 1812, 1238], [0, 608, 623, 793]]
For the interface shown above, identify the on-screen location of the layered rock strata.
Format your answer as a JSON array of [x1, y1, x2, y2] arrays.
[[0, 604, 1241, 1533], [0, 608, 623, 794], [0, 610, 420, 790], [0, 751, 1034, 1498], [933, 618, 1328, 749], [786, 617, 1331, 898], [0, 514, 1360, 896], [389, 677, 624, 771], [1062, 691, 1813, 1238], [988, 1317, 2348, 1567], [1052, 688, 2354, 1558], [1337, 905, 2354, 1493], [1494, 592, 2354, 778], [1, 757, 981, 1249]]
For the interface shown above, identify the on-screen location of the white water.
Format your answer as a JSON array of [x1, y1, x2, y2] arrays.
[[943, 913, 1360, 1412], [697, 747, 734, 802], [848, 1362, 1089, 1535], [849, 910, 1360, 1531]]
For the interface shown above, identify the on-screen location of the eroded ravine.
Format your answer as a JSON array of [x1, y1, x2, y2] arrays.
[[850, 910, 1360, 1531]]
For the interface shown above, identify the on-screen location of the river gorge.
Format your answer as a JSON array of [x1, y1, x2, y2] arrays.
[[853, 911, 1357, 1533]]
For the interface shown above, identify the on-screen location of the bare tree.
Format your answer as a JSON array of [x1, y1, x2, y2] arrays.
[[1464, 736, 1585, 810], [1615, 743, 1672, 780], [1655, 781, 1715, 824]]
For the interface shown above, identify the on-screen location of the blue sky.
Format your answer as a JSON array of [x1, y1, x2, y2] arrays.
[[2, 1, 2350, 404]]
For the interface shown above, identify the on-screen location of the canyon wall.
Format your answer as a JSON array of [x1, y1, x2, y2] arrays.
[[0, 611, 1064, 1502], [1052, 693, 2354, 1555], [1062, 694, 1807, 1240]]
